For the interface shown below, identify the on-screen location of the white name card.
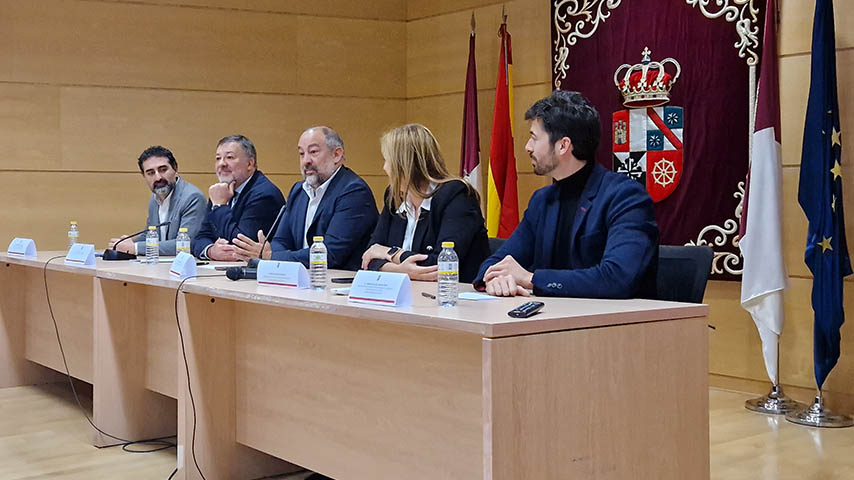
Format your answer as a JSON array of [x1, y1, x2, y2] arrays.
[[348, 270, 412, 307], [257, 260, 309, 288], [169, 252, 197, 279], [65, 243, 96, 267], [7, 238, 37, 258]]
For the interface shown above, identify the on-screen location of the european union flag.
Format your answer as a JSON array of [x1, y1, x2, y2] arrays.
[[797, 0, 851, 390]]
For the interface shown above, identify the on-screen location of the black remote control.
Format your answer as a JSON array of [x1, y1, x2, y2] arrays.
[[508, 301, 545, 318]]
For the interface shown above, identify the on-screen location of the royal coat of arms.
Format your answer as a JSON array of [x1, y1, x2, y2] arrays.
[[612, 48, 683, 203]]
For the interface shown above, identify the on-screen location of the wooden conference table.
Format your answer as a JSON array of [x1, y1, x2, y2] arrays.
[[0, 251, 710, 480]]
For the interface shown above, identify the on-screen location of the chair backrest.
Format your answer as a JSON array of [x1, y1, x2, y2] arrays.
[[488, 237, 506, 255], [655, 245, 714, 303]]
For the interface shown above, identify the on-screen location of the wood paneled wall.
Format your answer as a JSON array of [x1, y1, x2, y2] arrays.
[[406, 0, 854, 409], [0, 0, 406, 248], [4, 0, 854, 408]]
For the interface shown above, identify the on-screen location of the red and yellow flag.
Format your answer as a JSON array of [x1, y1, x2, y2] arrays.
[[486, 22, 519, 238]]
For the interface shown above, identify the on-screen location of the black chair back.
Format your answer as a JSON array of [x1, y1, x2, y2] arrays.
[[488, 237, 506, 255], [655, 245, 714, 303]]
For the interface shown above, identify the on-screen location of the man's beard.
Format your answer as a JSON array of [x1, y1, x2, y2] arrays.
[[153, 181, 174, 197], [531, 153, 559, 176], [303, 169, 328, 188]]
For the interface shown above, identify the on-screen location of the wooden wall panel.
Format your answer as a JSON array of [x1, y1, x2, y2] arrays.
[[706, 278, 854, 398], [779, 0, 854, 55], [406, 0, 550, 98], [0, 85, 62, 171], [57, 86, 405, 174], [0, 0, 404, 98], [108, 0, 407, 21], [295, 16, 406, 98], [406, 0, 500, 21]]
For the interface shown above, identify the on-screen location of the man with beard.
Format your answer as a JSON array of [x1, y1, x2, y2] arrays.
[[474, 90, 659, 298], [232, 126, 378, 270], [192, 135, 286, 260], [108, 145, 206, 256]]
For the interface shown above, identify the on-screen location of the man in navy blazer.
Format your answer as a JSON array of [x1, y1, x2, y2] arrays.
[[192, 135, 286, 260], [232, 126, 378, 270], [474, 91, 658, 298]]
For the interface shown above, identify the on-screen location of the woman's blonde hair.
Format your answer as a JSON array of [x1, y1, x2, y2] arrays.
[[381, 123, 471, 211]]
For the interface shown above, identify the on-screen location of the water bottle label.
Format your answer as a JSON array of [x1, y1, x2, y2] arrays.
[[146, 239, 158, 247], [68, 232, 79, 238], [310, 253, 327, 264], [438, 261, 458, 275]]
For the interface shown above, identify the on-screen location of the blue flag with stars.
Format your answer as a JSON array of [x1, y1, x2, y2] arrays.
[[797, 0, 851, 390]]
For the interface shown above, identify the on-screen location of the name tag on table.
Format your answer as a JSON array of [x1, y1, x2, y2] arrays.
[[257, 260, 309, 288], [65, 243, 96, 267], [7, 238, 37, 258], [348, 270, 412, 307], [169, 252, 197, 279]]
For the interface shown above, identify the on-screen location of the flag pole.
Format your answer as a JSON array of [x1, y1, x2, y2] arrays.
[[745, 338, 805, 414], [786, 387, 854, 427]]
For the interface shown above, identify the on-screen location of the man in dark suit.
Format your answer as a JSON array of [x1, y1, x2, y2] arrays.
[[232, 126, 378, 270], [107, 145, 206, 256], [192, 135, 286, 260], [474, 90, 658, 298]]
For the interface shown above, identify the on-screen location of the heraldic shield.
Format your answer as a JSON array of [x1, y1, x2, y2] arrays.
[[612, 106, 683, 202]]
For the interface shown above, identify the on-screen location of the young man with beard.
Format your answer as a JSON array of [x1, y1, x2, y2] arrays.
[[108, 145, 206, 256], [474, 90, 659, 298]]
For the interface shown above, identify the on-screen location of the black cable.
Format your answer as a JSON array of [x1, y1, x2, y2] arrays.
[[175, 274, 225, 480], [167, 468, 178, 480], [43, 255, 178, 452]]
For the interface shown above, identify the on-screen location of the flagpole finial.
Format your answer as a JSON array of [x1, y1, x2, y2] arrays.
[[502, 5, 507, 24], [471, 12, 476, 34]]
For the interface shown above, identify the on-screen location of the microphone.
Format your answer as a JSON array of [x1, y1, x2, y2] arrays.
[[226, 258, 259, 281], [259, 204, 286, 260], [103, 221, 171, 261]]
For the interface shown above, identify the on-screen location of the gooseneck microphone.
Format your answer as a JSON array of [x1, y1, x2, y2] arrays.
[[103, 221, 171, 261], [226, 203, 286, 281], [258, 204, 286, 259], [226, 258, 259, 280]]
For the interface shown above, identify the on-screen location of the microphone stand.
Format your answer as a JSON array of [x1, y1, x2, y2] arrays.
[[103, 221, 171, 261]]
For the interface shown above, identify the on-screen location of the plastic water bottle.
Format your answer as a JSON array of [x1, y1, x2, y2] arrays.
[[437, 241, 459, 307], [145, 226, 159, 264], [67, 221, 79, 250], [176, 227, 191, 255], [310, 236, 328, 290]]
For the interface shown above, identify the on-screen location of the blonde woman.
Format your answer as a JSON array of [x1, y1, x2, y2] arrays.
[[360, 124, 489, 282]]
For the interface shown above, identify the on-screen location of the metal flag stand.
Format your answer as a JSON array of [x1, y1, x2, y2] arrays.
[[745, 344, 805, 414], [786, 390, 854, 428]]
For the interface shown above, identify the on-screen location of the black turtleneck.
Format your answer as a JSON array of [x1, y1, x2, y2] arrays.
[[552, 161, 594, 269]]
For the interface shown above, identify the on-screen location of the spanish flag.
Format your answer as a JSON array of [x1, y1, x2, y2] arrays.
[[486, 21, 519, 238]]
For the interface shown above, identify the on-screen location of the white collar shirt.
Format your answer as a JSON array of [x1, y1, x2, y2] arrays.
[[301, 166, 342, 248], [396, 183, 436, 251]]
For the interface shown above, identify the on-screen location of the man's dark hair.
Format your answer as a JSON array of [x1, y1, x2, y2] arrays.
[[524, 90, 601, 162], [137, 145, 178, 173], [217, 134, 257, 164]]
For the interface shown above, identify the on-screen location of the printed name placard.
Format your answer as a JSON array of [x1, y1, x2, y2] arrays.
[[348, 270, 412, 307], [169, 252, 197, 279], [7, 238, 37, 258], [65, 243, 96, 267], [257, 260, 309, 288]]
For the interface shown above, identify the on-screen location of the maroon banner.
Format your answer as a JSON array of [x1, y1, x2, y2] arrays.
[[551, 0, 766, 279]]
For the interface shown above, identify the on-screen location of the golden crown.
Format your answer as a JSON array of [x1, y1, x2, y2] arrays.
[[613, 47, 681, 108]]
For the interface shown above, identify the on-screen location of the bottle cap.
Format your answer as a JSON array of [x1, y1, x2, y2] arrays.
[[441, 241, 454, 248], [148, 226, 157, 230], [70, 221, 78, 225], [179, 227, 188, 233], [313, 236, 324, 242]]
